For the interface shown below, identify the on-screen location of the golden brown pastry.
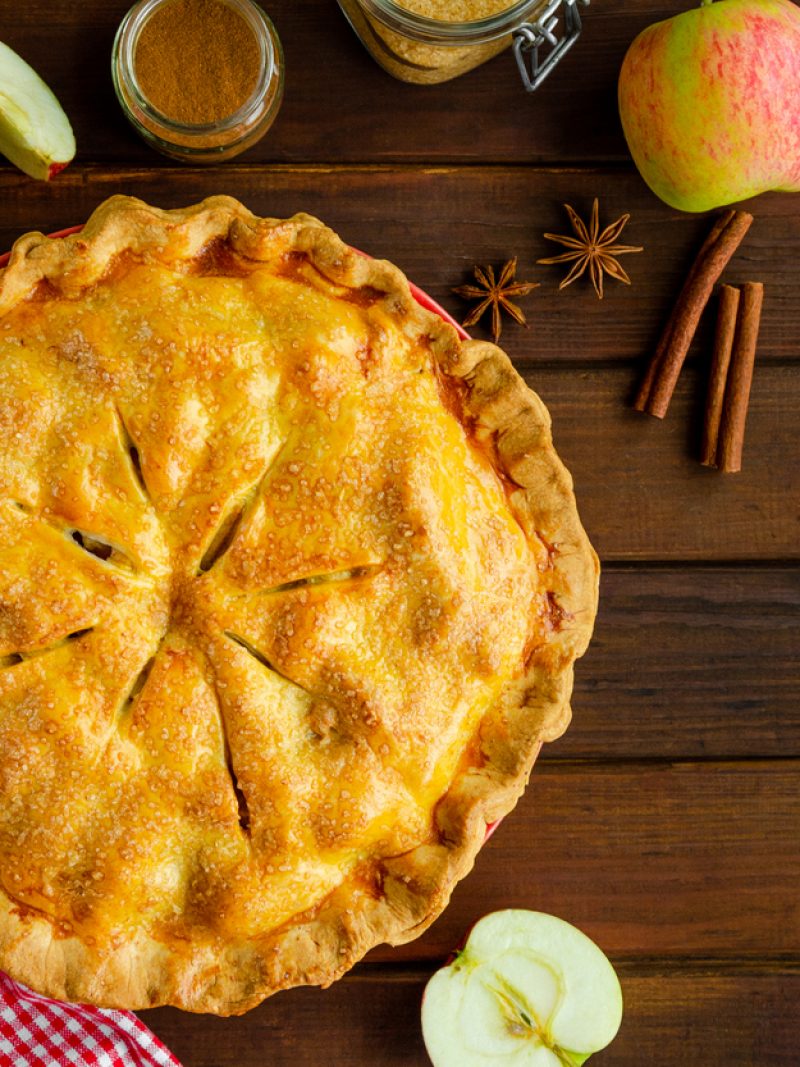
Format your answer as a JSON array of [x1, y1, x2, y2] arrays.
[[0, 196, 598, 1014]]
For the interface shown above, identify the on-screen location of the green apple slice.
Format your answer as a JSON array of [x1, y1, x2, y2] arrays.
[[421, 910, 622, 1067], [0, 41, 75, 180]]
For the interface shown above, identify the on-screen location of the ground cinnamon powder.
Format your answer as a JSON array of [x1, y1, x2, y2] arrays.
[[134, 0, 262, 125]]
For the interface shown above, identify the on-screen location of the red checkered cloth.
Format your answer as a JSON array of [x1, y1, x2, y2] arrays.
[[0, 971, 182, 1067]]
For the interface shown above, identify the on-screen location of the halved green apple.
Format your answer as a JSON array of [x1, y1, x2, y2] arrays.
[[422, 910, 622, 1067], [0, 41, 75, 180]]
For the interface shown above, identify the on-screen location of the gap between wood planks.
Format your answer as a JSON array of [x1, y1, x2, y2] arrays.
[[0, 162, 640, 179], [344, 955, 800, 982], [599, 559, 800, 570], [532, 755, 800, 769]]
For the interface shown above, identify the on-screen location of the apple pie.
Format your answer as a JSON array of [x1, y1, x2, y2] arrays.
[[0, 196, 598, 1014]]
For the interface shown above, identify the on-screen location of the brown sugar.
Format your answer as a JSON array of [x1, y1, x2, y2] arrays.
[[134, 0, 262, 125], [337, 0, 518, 84], [396, 0, 514, 17]]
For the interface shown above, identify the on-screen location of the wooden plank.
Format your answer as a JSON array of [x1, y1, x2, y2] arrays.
[[3, 8, 796, 1067], [1, 170, 798, 559], [143, 968, 800, 1066], [1, 166, 797, 365], [525, 364, 800, 561], [552, 567, 800, 760], [368, 761, 800, 961], [3, 1, 678, 166]]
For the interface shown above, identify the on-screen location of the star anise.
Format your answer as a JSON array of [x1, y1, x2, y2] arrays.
[[538, 199, 643, 299], [452, 258, 539, 343]]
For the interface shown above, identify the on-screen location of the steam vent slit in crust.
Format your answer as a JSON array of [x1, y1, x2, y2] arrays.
[[0, 196, 598, 1015]]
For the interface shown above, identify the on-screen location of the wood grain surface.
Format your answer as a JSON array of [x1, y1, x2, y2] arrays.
[[368, 760, 800, 960], [1, 0, 798, 1064], [147, 969, 800, 1066], [2, 167, 799, 363], [2, 1, 654, 164], [555, 567, 800, 759]]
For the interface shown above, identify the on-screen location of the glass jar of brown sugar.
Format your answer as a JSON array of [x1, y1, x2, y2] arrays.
[[113, 0, 284, 163], [337, 0, 588, 87]]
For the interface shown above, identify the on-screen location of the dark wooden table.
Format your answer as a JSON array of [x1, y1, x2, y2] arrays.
[[4, 2, 800, 1064]]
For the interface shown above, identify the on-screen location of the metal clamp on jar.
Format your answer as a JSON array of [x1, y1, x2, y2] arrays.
[[337, 0, 589, 87]]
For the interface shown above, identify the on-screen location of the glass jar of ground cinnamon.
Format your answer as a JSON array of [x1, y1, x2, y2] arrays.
[[113, 0, 283, 162], [337, 0, 588, 88]]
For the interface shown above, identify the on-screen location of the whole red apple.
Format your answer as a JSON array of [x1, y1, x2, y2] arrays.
[[618, 0, 800, 212]]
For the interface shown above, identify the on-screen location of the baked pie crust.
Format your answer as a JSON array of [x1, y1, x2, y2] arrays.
[[0, 196, 598, 1015]]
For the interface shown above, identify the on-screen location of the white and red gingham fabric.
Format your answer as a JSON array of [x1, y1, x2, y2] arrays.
[[0, 971, 182, 1067]]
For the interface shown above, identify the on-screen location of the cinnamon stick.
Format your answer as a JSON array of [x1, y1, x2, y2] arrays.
[[635, 209, 753, 419], [635, 209, 735, 412], [717, 282, 764, 473], [701, 284, 740, 467]]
